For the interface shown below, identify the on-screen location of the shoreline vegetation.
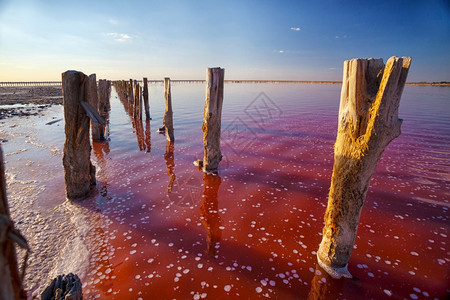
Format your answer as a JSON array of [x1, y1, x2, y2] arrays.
[[0, 80, 449, 87]]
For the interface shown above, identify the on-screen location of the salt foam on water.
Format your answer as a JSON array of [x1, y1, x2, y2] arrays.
[[49, 200, 94, 283]]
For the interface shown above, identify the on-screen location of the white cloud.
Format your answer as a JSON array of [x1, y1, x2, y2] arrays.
[[109, 19, 118, 25], [290, 27, 301, 31], [107, 32, 132, 42], [279, 50, 285, 53]]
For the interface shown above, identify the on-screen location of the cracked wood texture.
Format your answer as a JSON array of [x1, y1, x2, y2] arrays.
[[163, 77, 174, 142], [202, 67, 224, 173], [317, 57, 411, 273], [62, 70, 96, 200]]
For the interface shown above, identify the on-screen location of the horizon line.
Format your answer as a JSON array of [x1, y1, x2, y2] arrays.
[[0, 80, 449, 87]]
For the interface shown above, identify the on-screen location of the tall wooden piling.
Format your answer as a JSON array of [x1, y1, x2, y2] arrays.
[[201, 67, 225, 173], [87, 74, 101, 141], [163, 77, 174, 141], [128, 79, 134, 106], [317, 56, 411, 278], [0, 145, 26, 299], [98, 79, 109, 139], [133, 82, 140, 119], [143, 77, 151, 120], [62, 70, 96, 200]]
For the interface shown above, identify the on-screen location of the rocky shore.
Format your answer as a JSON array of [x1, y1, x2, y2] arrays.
[[0, 86, 62, 119]]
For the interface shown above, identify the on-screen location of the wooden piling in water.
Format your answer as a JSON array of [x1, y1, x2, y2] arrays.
[[317, 56, 411, 279], [139, 85, 143, 120], [98, 79, 109, 139], [128, 79, 134, 106], [163, 77, 174, 141], [143, 77, 151, 120], [200, 67, 225, 174], [0, 145, 27, 299], [133, 82, 139, 119], [87, 74, 101, 141], [62, 70, 96, 200]]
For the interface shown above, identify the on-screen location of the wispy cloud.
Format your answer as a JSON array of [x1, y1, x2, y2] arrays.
[[290, 27, 301, 31], [109, 19, 118, 25], [274, 49, 303, 54], [107, 32, 131, 42], [335, 35, 348, 39]]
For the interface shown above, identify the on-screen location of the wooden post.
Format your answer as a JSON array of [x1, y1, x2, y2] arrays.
[[105, 80, 111, 112], [128, 79, 133, 106], [138, 85, 143, 120], [133, 82, 140, 119], [0, 145, 26, 299], [162, 77, 174, 141], [317, 56, 412, 278], [87, 74, 101, 141], [143, 77, 151, 120], [62, 70, 96, 200], [97, 79, 109, 140], [200, 67, 224, 174]]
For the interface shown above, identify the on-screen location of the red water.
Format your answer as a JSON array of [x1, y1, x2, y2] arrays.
[[3, 83, 450, 299]]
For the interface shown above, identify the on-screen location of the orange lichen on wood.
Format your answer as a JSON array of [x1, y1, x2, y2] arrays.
[[317, 57, 411, 278]]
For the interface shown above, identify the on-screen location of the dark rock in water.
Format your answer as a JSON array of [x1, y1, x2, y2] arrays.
[[41, 273, 83, 300]]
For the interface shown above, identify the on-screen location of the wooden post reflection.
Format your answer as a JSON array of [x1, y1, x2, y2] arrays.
[[164, 140, 176, 193], [307, 264, 344, 300], [92, 140, 110, 198], [200, 173, 222, 255], [134, 118, 145, 151], [145, 120, 151, 153]]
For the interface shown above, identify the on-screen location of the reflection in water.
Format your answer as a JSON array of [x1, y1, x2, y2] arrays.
[[92, 140, 110, 200], [200, 173, 222, 255], [307, 264, 334, 300], [164, 140, 176, 193], [144, 120, 151, 153], [133, 119, 145, 151], [307, 263, 363, 300]]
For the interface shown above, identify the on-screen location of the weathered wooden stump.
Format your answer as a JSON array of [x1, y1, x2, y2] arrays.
[[87, 74, 102, 141], [198, 67, 224, 174], [317, 56, 411, 278], [0, 145, 28, 300], [41, 273, 83, 300], [128, 79, 134, 106], [133, 82, 140, 119], [97, 79, 109, 140], [62, 70, 96, 200], [143, 77, 151, 120], [105, 80, 111, 111], [162, 77, 174, 141]]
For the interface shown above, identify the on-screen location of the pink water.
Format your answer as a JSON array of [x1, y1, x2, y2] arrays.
[[2, 83, 449, 299]]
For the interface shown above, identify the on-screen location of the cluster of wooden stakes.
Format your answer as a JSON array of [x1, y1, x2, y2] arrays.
[[0, 56, 411, 299]]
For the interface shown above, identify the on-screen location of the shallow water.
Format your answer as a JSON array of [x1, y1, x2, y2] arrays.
[[1, 83, 449, 299]]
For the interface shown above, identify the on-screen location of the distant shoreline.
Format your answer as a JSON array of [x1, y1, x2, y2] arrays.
[[0, 80, 449, 87]]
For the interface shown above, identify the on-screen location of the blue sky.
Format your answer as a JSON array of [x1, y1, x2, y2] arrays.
[[0, 0, 449, 81]]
